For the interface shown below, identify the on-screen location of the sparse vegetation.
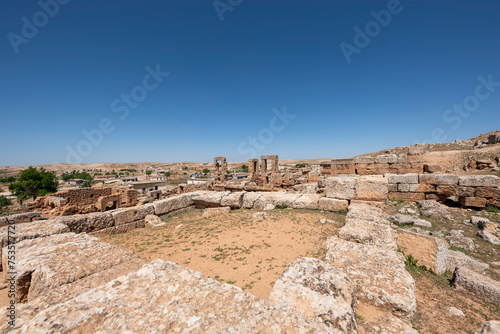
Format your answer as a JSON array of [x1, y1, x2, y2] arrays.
[[486, 205, 500, 213], [0, 195, 12, 212], [276, 204, 288, 209], [8, 166, 58, 201]]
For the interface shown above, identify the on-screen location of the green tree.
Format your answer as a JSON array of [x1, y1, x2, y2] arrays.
[[0, 195, 12, 211], [8, 167, 58, 201], [146, 171, 152, 176], [165, 172, 171, 177], [61, 171, 93, 182], [241, 165, 248, 173], [203, 168, 209, 174]]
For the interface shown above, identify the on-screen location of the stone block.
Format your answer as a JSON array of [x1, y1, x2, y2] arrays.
[[325, 177, 356, 200], [386, 174, 419, 184], [354, 177, 388, 202], [419, 174, 459, 186], [396, 229, 448, 275], [459, 197, 487, 208], [452, 267, 500, 305], [269, 257, 357, 333], [458, 175, 500, 187], [388, 192, 426, 202], [318, 198, 348, 212]]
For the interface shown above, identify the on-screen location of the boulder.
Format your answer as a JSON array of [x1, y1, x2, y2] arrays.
[[269, 258, 356, 333], [319, 218, 340, 224], [293, 184, 319, 194], [417, 200, 450, 219], [459, 197, 487, 209], [359, 313, 418, 334], [326, 237, 416, 318], [424, 164, 442, 173], [452, 267, 500, 305], [440, 307, 465, 317], [477, 231, 500, 245], [446, 230, 476, 252]]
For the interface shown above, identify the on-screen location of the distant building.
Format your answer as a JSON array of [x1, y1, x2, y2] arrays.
[[65, 179, 86, 187], [187, 179, 209, 185], [156, 170, 170, 175], [150, 176, 167, 181], [95, 175, 116, 180], [121, 176, 138, 183], [190, 173, 204, 178]]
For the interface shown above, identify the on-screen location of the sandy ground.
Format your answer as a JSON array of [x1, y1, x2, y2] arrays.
[[97, 208, 344, 300]]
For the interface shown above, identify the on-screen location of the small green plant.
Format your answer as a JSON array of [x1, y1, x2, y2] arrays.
[[276, 203, 288, 209], [338, 208, 348, 215], [486, 205, 500, 213], [389, 199, 404, 204], [356, 315, 364, 321]]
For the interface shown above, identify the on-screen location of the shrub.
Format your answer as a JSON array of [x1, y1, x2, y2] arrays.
[[276, 204, 288, 209], [486, 205, 500, 213]]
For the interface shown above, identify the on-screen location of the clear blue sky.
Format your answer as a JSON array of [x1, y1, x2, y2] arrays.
[[1, 0, 499, 166]]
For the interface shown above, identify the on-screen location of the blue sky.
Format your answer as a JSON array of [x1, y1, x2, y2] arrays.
[[1, 0, 499, 165]]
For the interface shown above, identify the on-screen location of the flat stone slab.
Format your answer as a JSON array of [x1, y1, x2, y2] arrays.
[[326, 237, 416, 318], [452, 267, 500, 305], [2, 233, 142, 303], [7, 260, 336, 333], [0, 219, 70, 271], [339, 220, 397, 250], [446, 250, 489, 274], [269, 257, 356, 333]]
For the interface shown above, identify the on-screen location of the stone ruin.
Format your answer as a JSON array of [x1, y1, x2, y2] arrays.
[[29, 187, 138, 217], [1, 173, 499, 332]]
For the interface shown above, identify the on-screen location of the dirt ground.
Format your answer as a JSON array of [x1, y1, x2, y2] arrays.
[[98, 208, 344, 300]]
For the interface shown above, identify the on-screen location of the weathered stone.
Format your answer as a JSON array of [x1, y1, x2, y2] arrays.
[[339, 220, 397, 250], [387, 214, 432, 227], [325, 177, 357, 200], [476, 187, 500, 199], [269, 257, 356, 333], [459, 196, 487, 208], [326, 237, 416, 317], [220, 191, 245, 209], [440, 307, 465, 317], [424, 164, 442, 173], [96, 220, 145, 234], [349, 200, 386, 210], [459, 186, 476, 197], [154, 192, 196, 214], [452, 267, 500, 305], [293, 183, 319, 194], [388, 192, 426, 202], [144, 214, 166, 228], [396, 229, 448, 274], [242, 192, 262, 209], [474, 320, 500, 334], [292, 194, 320, 210], [459, 175, 500, 187], [319, 218, 339, 224], [318, 198, 348, 212], [202, 206, 231, 218], [446, 230, 476, 252], [0, 220, 70, 271], [418, 200, 450, 219], [9, 260, 334, 333], [346, 202, 389, 225], [419, 174, 459, 185], [111, 204, 155, 226], [354, 177, 388, 202], [263, 203, 275, 211], [375, 154, 397, 164], [359, 313, 418, 334], [436, 185, 458, 197], [386, 174, 419, 184], [2, 233, 142, 304], [1, 211, 42, 224], [446, 250, 489, 274], [477, 231, 500, 245], [472, 217, 498, 233]]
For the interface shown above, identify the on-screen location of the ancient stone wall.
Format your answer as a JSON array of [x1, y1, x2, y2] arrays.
[[387, 174, 500, 209]]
